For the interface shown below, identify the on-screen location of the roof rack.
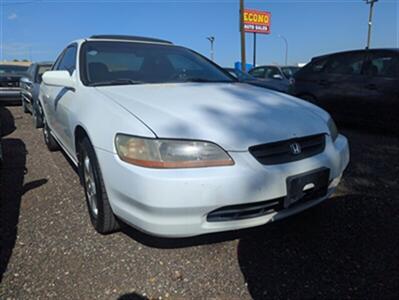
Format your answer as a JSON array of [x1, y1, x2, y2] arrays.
[[89, 35, 173, 44]]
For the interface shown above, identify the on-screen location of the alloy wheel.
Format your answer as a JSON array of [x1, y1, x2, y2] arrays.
[[83, 154, 98, 217], [43, 121, 50, 143]]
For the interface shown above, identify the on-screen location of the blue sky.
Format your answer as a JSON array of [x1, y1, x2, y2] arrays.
[[1, 0, 398, 66]]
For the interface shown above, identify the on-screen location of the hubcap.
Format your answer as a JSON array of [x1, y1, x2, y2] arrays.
[[83, 155, 98, 216]]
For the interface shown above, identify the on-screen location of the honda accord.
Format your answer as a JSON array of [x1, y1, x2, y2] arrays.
[[40, 35, 349, 237]]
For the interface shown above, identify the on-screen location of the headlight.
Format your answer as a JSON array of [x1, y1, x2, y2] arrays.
[[327, 118, 339, 142], [115, 134, 234, 168]]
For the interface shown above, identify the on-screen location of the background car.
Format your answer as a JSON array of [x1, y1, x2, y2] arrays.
[[248, 65, 300, 93], [0, 62, 30, 104], [225, 67, 289, 93], [289, 49, 399, 133], [20, 62, 53, 128]]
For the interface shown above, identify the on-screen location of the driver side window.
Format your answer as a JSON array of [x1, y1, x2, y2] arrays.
[[249, 67, 265, 78], [264, 67, 280, 79]]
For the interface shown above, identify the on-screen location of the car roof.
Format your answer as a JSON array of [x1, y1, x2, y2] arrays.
[[87, 35, 173, 45], [312, 48, 399, 61], [251, 65, 298, 69]]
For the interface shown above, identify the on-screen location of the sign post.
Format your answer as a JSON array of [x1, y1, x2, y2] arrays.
[[239, 0, 246, 72], [242, 9, 271, 68], [253, 33, 256, 67]]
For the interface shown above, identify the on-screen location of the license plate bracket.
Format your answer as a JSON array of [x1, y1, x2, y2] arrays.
[[285, 167, 330, 208]]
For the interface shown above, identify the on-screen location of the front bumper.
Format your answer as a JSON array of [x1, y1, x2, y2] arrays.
[[0, 88, 21, 102], [96, 134, 349, 237]]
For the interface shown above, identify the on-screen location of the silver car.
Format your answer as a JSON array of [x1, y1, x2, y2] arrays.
[[20, 62, 53, 128]]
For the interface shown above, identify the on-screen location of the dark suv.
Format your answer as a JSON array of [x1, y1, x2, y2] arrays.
[[290, 49, 399, 133]]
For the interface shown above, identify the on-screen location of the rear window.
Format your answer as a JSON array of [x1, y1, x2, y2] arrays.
[[281, 66, 300, 78], [38, 65, 52, 76], [37, 65, 52, 82], [365, 54, 399, 78], [249, 67, 265, 78]]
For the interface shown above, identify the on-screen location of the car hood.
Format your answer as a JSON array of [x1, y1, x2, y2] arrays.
[[96, 82, 330, 151]]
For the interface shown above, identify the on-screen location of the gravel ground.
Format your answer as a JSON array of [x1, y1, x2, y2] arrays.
[[0, 105, 398, 299]]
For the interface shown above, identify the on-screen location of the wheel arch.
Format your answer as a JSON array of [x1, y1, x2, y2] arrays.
[[74, 125, 90, 154]]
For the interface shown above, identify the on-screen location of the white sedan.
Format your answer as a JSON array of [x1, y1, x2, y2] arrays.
[[40, 35, 349, 237]]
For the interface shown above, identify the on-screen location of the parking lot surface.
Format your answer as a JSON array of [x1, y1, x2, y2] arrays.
[[1, 105, 398, 299]]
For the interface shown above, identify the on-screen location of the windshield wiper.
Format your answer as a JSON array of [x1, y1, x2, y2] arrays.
[[89, 79, 144, 87]]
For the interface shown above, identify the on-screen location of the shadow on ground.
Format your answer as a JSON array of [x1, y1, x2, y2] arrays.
[[238, 194, 399, 299], [238, 129, 399, 299], [118, 292, 148, 300], [119, 126, 399, 298], [121, 225, 242, 249], [0, 106, 47, 283]]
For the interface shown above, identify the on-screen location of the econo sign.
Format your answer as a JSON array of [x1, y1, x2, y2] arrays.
[[243, 9, 271, 34]]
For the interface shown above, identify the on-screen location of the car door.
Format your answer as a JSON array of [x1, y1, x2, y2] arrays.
[[362, 50, 399, 132], [33, 64, 52, 105], [42, 44, 77, 154], [263, 66, 289, 92], [20, 64, 35, 106], [263, 66, 282, 80], [291, 56, 330, 99], [316, 52, 367, 124], [42, 51, 65, 131]]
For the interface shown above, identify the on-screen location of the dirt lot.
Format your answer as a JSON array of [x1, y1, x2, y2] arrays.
[[1, 105, 398, 299]]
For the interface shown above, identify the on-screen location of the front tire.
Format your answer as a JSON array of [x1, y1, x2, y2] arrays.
[[79, 137, 120, 234], [43, 117, 60, 151], [22, 99, 29, 113], [32, 102, 44, 128]]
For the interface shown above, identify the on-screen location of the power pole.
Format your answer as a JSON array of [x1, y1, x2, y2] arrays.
[[240, 0, 246, 72], [278, 35, 288, 66], [206, 36, 215, 61], [365, 0, 378, 49]]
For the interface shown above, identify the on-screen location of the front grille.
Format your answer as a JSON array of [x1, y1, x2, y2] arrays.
[[207, 198, 282, 222], [249, 134, 326, 165], [0, 81, 19, 88]]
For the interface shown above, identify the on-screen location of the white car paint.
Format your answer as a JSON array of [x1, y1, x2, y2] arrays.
[[40, 37, 349, 237], [96, 83, 331, 151]]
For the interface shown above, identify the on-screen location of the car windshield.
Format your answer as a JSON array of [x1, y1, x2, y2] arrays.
[[81, 41, 234, 86], [281, 66, 300, 78], [0, 65, 29, 76]]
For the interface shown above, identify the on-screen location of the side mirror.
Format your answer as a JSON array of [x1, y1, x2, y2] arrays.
[[272, 74, 283, 80], [42, 70, 75, 89]]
